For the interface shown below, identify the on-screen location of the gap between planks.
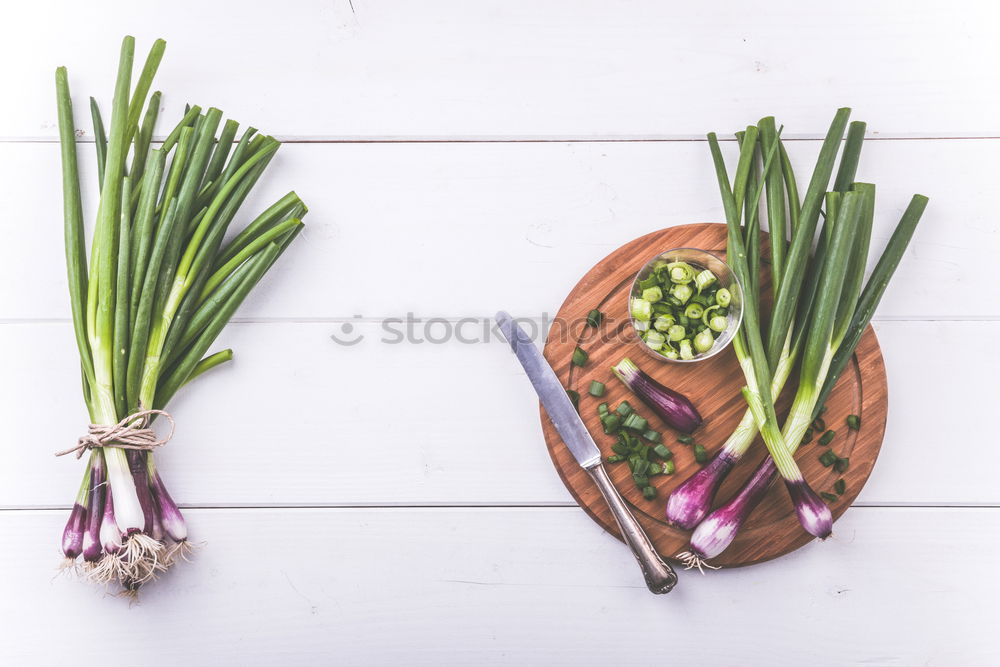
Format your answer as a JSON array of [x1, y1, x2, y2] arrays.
[[2, 503, 999, 512], [3, 315, 1000, 325], [2, 135, 999, 145]]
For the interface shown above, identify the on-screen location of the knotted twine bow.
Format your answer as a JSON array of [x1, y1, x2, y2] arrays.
[[55, 409, 175, 459]]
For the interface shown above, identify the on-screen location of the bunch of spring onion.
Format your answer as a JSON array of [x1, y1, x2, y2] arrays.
[[57, 37, 306, 590], [663, 109, 927, 568]]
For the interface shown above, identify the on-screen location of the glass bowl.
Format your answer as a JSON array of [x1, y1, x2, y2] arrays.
[[627, 247, 743, 364]]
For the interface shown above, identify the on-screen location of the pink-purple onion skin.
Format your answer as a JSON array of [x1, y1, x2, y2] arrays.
[[150, 469, 187, 542], [61, 503, 87, 559], [688, 456, 776, 559], [785, 476, 834, 539], [100, 487, 122, 555], [688, 458, 833, 561], [612, 358, 702, 433], [666, 450, 738, 529], [81, 457, 107, 562], [127, 451, 158, 535]]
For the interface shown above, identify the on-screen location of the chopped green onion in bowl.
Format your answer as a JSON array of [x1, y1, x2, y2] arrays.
[[628, 247, 743, 363]]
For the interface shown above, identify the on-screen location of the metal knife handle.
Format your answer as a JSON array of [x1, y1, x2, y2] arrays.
[[586, 464, 678, 594]]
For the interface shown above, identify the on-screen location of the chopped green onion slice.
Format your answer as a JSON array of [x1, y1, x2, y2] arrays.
[[818, 430, 836, 446], [684, 303, 704, 319], [693, 443, 708, 463], [694, 269, 717, 293], [677, 434, 694, 445], [694, 329, 714, 353], [671, 283, 693, 304], [663, 460, 676, 475], [643, 430, 661, 443], [601, 413, 621, 434], [819, 450, 839, 467], [630, 298, 652, 322], [834, 478, 846, 495], [571, 346, 588, 367], [606, 454, 625, 464], [586, 309, 604, 327], [597, 402, 609, 414], [642, 286, 663, 303], [642, 486, 657, 500], [834, 457, 850, 473], [820, 492, 839, 503], [847, 414, 861, 430], [588, 380, 606, 397], [653, 444, 672, 460], [622, 413, 648, 432], [644, 330, 666, 351], [616, 401, 633, 417], [653, 316, 673, 332], [668, 262, 696, 284], [812, 417, 826, 432], [566, 389, 580, 409]]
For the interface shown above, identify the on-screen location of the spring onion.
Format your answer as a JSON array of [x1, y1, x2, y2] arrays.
[[834, 479, 846, 495], [571, 346, 589, 367], [56, 37, 305, 591], [673, 111, 928, 567], [847, 414, 861, 431], [588, 380, 606, 397], [611, 358, 702, 433], [586, 309, 603, 327], [818, 430, 836, 446]]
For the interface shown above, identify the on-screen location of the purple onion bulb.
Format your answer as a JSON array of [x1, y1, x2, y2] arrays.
[[61, 503, 87, 559], [611, 358, 702, 433], [81, 456, 107, 562], [149, 469, 187, 542], [101, 487, 122, 555], [666, 450, 738, 529]]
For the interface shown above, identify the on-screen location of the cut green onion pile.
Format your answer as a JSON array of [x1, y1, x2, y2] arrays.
[[601, 400, 673, 497], [630, 261, 731, 360], [56, 37, 306, 592]]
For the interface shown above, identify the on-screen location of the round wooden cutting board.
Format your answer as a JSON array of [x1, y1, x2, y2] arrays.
[[540, 223, 888, 568]]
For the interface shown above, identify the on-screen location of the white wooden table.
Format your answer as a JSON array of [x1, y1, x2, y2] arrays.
[[1, 2, 997, 664]]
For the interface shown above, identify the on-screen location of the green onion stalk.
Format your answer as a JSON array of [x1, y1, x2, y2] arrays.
[[56, 37, 306, 591], [712, 120, 837, 540], [673, 111, 928, 568]]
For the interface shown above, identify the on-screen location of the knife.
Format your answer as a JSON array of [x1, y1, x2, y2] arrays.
[[495, 311, 678, 594]]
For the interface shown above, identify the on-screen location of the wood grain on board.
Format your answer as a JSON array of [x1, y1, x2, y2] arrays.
[[540, 223, 887, 567]]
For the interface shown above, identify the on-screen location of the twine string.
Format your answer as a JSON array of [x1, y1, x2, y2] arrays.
[[56, 409, 175, 459]]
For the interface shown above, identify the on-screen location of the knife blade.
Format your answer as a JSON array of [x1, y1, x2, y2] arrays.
[[495, 310, 601, 469], [495, 310, 678, 594]]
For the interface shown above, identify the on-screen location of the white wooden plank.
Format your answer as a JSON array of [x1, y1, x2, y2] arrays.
[[3, 1, 1000, 139], [2, 138, 996, 320], [0, 506, 995, 665], [1, 320, 993, 507]]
